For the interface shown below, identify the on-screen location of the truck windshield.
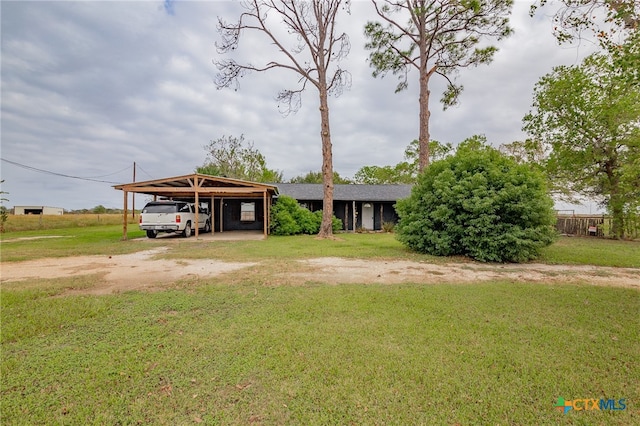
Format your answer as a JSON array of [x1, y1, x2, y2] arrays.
[[143, 204, 179, 213]]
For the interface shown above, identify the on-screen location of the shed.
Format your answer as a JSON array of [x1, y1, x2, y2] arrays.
[[14, 206, 64, 215], [113, 174, 278, 239]]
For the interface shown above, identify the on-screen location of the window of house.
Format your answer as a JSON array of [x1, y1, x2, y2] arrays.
[[241, 202, 255, 222]]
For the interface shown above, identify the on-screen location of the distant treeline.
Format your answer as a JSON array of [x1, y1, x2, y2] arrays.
[[65, 205, 138, 215]]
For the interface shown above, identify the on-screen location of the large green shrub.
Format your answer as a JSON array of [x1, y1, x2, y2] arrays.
[[396, 141, 557, 262], [271, 195, 342, 236]]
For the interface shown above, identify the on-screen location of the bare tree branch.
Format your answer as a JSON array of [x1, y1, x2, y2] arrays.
[[214, 0, 351, 238]]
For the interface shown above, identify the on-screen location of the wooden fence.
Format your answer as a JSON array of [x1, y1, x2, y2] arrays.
[[556, 214, 640, 239], [556, 215, 605, 237]]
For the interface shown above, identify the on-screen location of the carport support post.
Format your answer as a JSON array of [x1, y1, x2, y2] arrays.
[[122, 190, 128, 241], [263, 189, 268, 238], [219, 198, 224, 233], [214, 195, 216, 235], [194, 184, 199, 238]]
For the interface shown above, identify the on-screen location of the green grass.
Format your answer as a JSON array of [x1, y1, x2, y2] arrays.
[[538, 236, 640, 268], [160, 233, 450, 263], [1, 227, 639, 424], [0, 225, 147, 262], [2, 279, 638, 425], [148, 232, 640, 268], [0, 213, 136, 233], [2, 224, 638, 267]]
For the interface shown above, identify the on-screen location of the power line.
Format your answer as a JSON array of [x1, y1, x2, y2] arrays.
[[135, 164, 155, 180], [82, 164, 133, 179], [1, 157, 127, 184]]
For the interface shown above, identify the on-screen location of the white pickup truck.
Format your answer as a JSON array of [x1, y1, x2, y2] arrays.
[[139, 201, 211, 238]]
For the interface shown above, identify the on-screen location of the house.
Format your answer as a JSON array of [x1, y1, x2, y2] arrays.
[[275, 183, 412, 231], [114, 174, 412, 238]]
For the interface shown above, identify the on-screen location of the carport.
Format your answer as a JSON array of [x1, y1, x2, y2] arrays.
[[113, 173, 278, 240]]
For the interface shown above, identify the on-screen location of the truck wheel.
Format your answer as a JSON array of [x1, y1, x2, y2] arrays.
[[182, 222, 192, 238], [204, 220, 211, 233], [146, 230, 158, 239]]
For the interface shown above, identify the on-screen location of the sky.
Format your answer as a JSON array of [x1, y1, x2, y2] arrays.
[[1, 0, 601, 212]]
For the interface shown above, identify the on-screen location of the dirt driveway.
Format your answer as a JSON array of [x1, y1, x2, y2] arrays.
[[1, 245, 639, 295]]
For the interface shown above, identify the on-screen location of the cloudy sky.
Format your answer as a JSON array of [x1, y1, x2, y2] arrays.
[[1, 0, 598, 211]]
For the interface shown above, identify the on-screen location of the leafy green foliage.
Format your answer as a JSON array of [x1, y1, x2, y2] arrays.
[[353, 139, 453, 184], [270, 195, 341, 236], [0, 179, 8, 233], [289, 171, 352, 184], [0, 206, 8, 233], [523, 37, 640, 238], [530, 0, 638, 47], [197, 134, 283, 183], [396, 140, 557, 262], [353, 164, 414, 184]]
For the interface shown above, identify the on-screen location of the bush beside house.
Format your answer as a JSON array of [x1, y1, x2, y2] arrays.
[[271, 195, 342, 236], [395, 141, 557, 262]]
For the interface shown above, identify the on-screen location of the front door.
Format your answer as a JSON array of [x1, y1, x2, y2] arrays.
[[362, 203, 374, 230]]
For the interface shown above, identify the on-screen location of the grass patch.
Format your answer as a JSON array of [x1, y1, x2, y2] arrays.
[[159, 233, 639, 268], [538, 237, 640, 268], [1, 227, 638, 423], [0, 213, 136, 233], [2, 227, 638, 267], [0, 226, 146, 262], [161, 233, 448, 263], [2, 281, 638, 424]]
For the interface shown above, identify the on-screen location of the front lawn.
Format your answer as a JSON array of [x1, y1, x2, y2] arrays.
[[1, 280, 638, 425], [1, 228, 638, 424], [2, 225, 638, 267]]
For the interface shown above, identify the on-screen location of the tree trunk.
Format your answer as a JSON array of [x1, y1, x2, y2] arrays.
[[605, 159, 625, 239], [418, 74, 431, 172], [317, 84, 334, 238], [418, 23, 431, 173], [609, 189, 625, 239]]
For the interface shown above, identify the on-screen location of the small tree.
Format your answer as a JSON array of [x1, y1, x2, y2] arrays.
[[197, 134, 283, 183], [523, 38, 640, 239], [396, 139, 557, 262], [0, 180, 8, 233]]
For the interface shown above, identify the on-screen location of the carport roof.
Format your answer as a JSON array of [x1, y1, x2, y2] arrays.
[[113, 173, 279, 199]]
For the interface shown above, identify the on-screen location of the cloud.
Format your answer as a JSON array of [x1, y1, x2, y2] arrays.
[[1, 0, 594, 210]]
